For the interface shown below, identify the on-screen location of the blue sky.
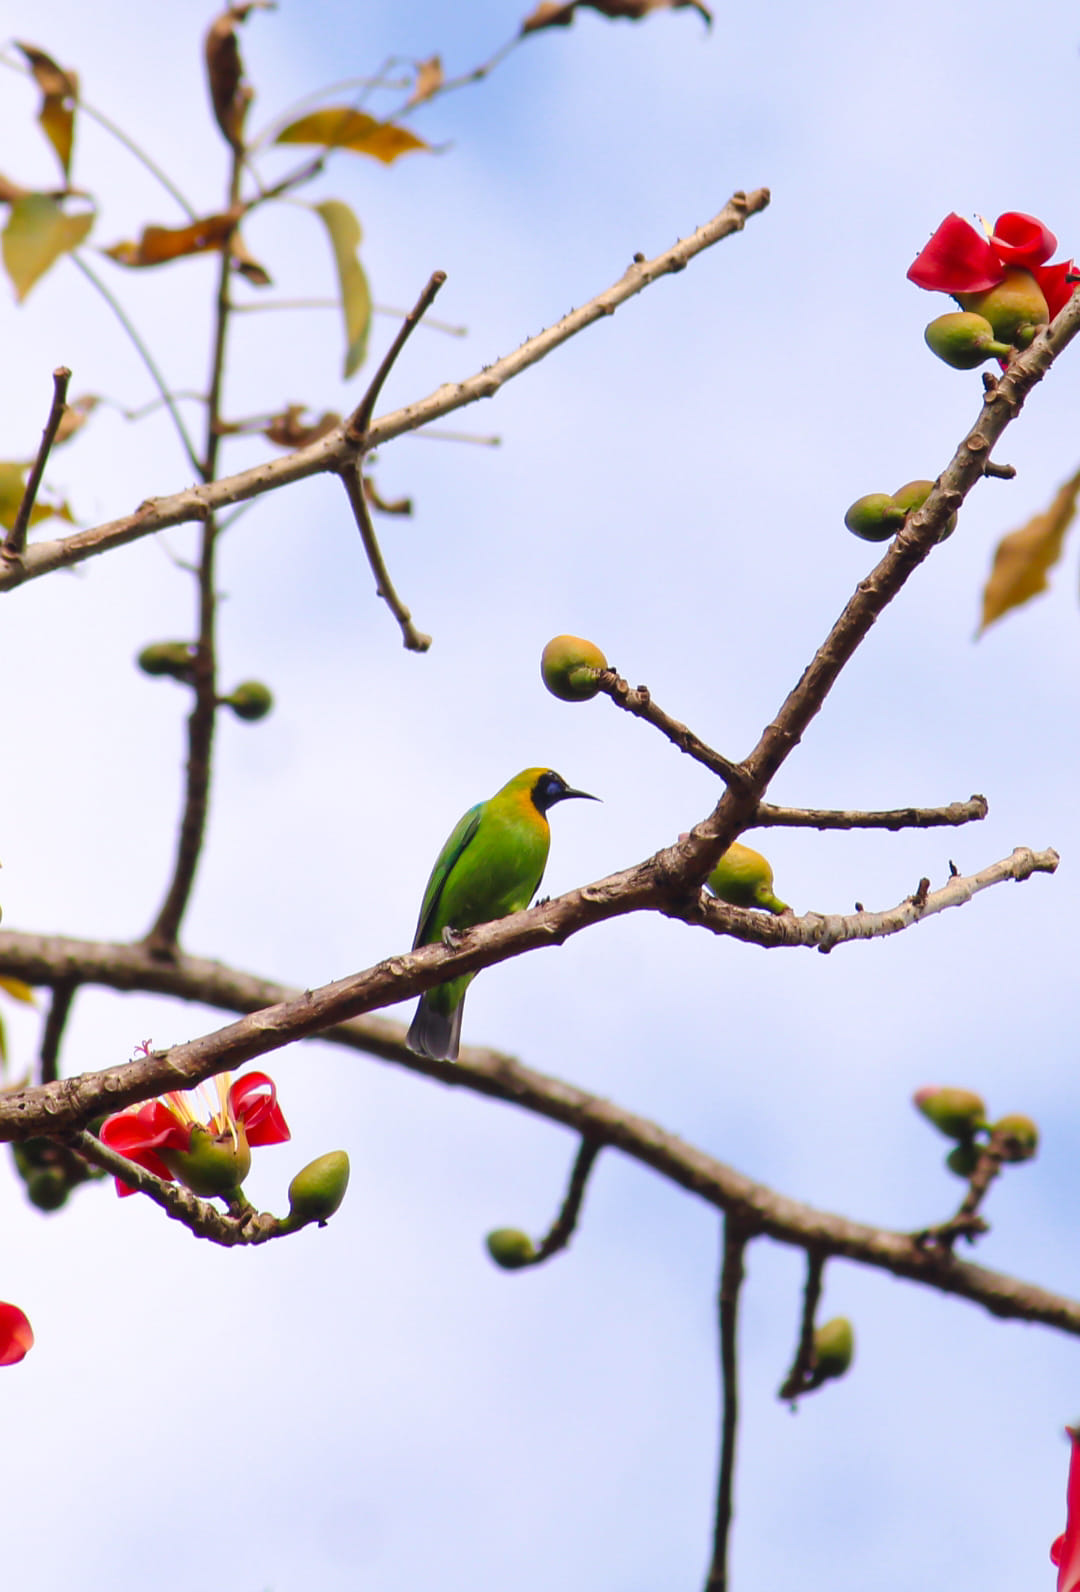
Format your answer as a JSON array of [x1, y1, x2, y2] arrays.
[[1, 2, 1079, 1588]]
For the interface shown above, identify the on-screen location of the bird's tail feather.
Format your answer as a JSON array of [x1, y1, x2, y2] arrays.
[[407, 994, 464, 1062]]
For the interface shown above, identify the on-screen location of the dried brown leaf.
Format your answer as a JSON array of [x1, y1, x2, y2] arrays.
[[15, 43, 79, 178], [204, 2, 269, 151], [979, 466, 1080, 633], [53, 394, 100, 447], [522, 0, 711, 29], [276, 109, 429, 164], [314, 200, 372, 377], [263, 405, 341, 448], [408, 55, 444, 107], [103, 211, 266, 280], [0, 174, 29, 205], [2, 193, 93, 300]]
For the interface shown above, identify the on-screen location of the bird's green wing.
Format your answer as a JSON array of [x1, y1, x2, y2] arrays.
[[413, 803, 483, 948]]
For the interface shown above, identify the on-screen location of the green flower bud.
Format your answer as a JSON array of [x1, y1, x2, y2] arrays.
[[706, 841, 789, 914], [956, 268, 1049, 346], [287, 1151, 350, 1227], [137, 642, 196, 681], [945, 1142, 981, 1179], [540, 635, 608, 702], [26, 1168, 69, 1212], [924, 311, 1014, 370], [890, 479, 957, 543], [913, 1086, 987, 1141], [225, 681, 274, 722], [990, 1114, 1039, 1162], [485, 1228, 536, 1270], [159, 1122, 251, 1197], [809, 1317, 855, 1387], [844, 493, 908, 543]]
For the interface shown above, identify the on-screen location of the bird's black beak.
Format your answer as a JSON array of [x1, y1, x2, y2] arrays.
[[555, 786, 600, 804]]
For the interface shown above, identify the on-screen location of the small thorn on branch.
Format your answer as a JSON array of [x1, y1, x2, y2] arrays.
[[983, 460, 1017, 480]]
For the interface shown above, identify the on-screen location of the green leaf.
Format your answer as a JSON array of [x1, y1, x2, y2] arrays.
[[2, 193, 93, 301], [277, 109, 428, 164], [314, 200, 372, 378]]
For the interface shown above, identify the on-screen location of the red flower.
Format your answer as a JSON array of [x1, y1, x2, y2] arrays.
[[0, 1302, 33, 1367], [100, 1070, 290, 1197], [1052, 1428, 1080, 1592], [908, 211, 1076, 319]]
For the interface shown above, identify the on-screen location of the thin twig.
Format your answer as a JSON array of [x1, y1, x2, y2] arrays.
[[753, 795, 988, 830], [70, 1130, 286, 1246], [339, 466, 431, 650], [777, 1250, 826, 1403], [704, 1216, 750, 1592], [143, 150, 243, 954], [68, 254, 202, 476], [231, 297, 467, 335], [345, 270, 448, 444], [0, 194, 772, 591], [912, 1129, 1019, 1252], [37, 979, 76, 1087], [2, 368, 72, 560], [526, 1136, 603, 1265], [595, 671, 746, 787]]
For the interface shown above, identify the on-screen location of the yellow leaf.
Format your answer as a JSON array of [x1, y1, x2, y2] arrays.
[[979, 466, 1080, 633], [2, 193, 93, 300], [314, 200, 372, 378], [276, 109, 429, 164], [0, 976, 36, 1005], [521, 0, 712, 29], [0, 460, 75, 532]]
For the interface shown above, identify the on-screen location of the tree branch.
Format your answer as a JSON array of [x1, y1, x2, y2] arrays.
[[752, 795, 988, 830], [595, 670, 745, 785], [0, 192, 771, 592], [704, 1216, 750, 1592], [1, 367, 71, 560], [514, 1134, 603, 1267], [338, 464, 431, 650], [344, 269, 447, 443], [777, 1249, 826, 1403]]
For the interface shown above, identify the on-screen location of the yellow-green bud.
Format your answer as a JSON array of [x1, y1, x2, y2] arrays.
[[540, 635, 608, 702], [159, 1122, 251, 1197], [924, 312, 1013, 370], [990, 1114, 1039, 1162], [809, 1317, 855, 1387], [706, 841, 789, 914], [913, 1086, 987, 1141], [225, 681, 274, 722], [485, 1228, 536, 1270], [891, 479, 957, 543], [844, 493, 908, 544], [287, 1151, 350, 1226], [945, 1142, 981, 1179], [956, 268, 1049, 346], [137, 642, 195, 681]]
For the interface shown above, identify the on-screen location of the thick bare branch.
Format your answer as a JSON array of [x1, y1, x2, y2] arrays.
[[0, 192, 771, 592]]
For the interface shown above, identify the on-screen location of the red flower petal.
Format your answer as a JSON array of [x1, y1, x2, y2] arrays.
[[908, 213, 1003, 295], [229, 1071, 291, 1146], [1034, 259, 1079, 320], [0, 1302, 34, 1366], [100, 1105, 186, 1194], [1053, 1428, 1080, 1592], [991, 211, 1057, 268]]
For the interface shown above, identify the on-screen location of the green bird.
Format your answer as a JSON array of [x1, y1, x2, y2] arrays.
[[407, 767, 597, 1061]]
